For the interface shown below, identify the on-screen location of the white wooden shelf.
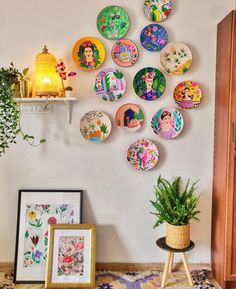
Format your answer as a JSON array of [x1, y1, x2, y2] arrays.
[[13, 97, 78, 124]]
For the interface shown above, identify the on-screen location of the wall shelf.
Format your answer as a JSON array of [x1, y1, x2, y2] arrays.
[[13, 97, 78, 124]]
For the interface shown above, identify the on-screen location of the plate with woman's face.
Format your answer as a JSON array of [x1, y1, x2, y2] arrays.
[[80, 111, 111, 142], [133, 67, 166, 101], [72, 37, 105, 71], [97, 6, 130, 40], [127, 138, 159, 171], [94, 68, 126, 102], [151, 107, 184, 139], [143, 0, 172, 22], [115, 103, 144, 133], [160, 42, 192, 75], [111, 39, 139, 67], [173, 80, 202, 109], [140, 24, 168, 52]]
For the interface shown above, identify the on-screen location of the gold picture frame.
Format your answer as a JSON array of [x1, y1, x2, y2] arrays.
[[45, 224, 96, 288]]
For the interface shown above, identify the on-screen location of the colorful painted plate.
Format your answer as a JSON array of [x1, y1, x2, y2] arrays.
[[72, 37, 105, 71], [160, 42, 192, 75], [97, 6, 130, 40], [94, 68, 126, 102], [151, 107, 184, 139], [115, 103, 144, 133], [173, 80, 202, 109], [80, 111, 111, 142], [140, 24, 168, 52], [133, 67, 166, 101], [144, 0, 172, 22], [111, 39, 139, 67], [127, 139, 159, 171]]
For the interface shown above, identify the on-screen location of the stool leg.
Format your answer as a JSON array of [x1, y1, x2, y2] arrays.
[[180, 252, 193, 286], [161, 251, 172, 288], [168, 252, 174, 273]]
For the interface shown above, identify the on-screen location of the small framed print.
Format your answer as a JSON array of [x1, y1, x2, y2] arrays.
[[45, 224, 96, 289], [14, 190, 83, 284]]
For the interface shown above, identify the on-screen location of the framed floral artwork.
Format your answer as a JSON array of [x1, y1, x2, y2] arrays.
[[45, 224, 96, 288], [14, 190, 83, 284]]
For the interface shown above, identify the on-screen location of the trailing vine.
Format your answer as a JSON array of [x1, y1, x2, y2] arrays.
[[0, 63, 46, 157]]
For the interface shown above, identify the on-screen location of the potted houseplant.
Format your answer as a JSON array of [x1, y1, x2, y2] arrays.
[[0, 63, 45, 157], [150, 175, 200, 249], [65, 86, 73, 98]]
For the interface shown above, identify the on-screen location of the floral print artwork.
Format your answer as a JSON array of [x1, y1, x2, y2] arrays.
[[57, 236, 84, 276], [140, 24, 168, 52], [160, 42, 192, 75], [151, 107, 184, 139], [144, 0, 172, 22], [24, 204, 74, 268], [97, 6, 130, 40], [127, 139, 159, 171], [111, 40, 139, 67]]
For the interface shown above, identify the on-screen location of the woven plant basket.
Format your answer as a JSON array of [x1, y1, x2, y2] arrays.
[[166, 223, 190, 249]]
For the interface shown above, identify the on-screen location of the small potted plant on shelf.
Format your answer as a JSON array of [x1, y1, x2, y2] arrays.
[[65, 86, 73, 98], [0, 63, 46, 157], [150, 175, 201, 249]]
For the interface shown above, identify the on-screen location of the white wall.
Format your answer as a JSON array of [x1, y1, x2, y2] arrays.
[[0, 0, 234, 264]]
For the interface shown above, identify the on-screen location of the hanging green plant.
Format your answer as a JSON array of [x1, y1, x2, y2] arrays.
[[0, 63, 46, 157]]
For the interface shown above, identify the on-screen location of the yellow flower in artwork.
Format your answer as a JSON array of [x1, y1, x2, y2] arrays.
[[27, 210, 37, 221]]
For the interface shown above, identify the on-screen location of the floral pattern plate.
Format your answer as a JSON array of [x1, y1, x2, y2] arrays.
[[133, 67, 166, 101], [97, 6, 130, 40], [173, 80, 202, 109], [94, 68, 126, 102], [80, 111, 111, 142], [72, 37, 105, 71], [111, 39, 139, 67], [151, 107, 184, 139], [140, 24, 168, 52], [115, 103, 144, 133], [160, 42, 192, 75], [127, 139, 159, 171], [144, 0, 172, 22]]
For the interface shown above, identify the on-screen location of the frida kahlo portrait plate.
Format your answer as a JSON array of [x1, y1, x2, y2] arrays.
[[115, 103, 144, 133], [140, 24, 168, 52], [133, 67, 166, 101], [97, 6, 130, 40], [143, 0, 172, 22], [127, 139, 159, 171], [111, 39, 139, 67], [72, 37, 105, 71], [160, 42, 192, 75], [151, 107, 184, 139], [173, 80, 202, 109], [94, 68, 126, 102], [80, 111, 111, 142]]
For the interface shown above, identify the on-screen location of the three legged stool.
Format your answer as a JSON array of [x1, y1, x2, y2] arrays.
[[156, 237, 195, 288]]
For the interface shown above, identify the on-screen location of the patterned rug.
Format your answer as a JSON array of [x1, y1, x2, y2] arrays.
[[0, 270, 219, 289]]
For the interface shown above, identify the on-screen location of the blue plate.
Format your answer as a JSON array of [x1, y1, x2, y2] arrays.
[[140, 24, 168, 52]]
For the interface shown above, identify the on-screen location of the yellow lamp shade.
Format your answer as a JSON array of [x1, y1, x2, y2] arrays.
[[35, 46, 61, 96]]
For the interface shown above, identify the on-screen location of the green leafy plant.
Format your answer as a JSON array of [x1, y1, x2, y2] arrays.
[[0, 63, 46, 157], [150, 175, 200, 228]]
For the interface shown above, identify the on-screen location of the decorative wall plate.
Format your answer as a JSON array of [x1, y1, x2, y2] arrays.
[[111, 39, 139, 67], [127, 139, 159, 171], [97, 6, 130, 40], [160, 42, 192, 75], [151, 107, 184, 139], [173, 80, 202, 109], [80, 111, 111, 142], [133, 67, 166, 101], [115, 103, 144, 133], [72, 37, 105, 71], [144, 0, 172, 22], [94, 68, 126, 102], [140, 24, 168, 52]]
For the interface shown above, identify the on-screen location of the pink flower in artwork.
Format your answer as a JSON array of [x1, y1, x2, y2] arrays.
[[63, 256, 74, 263], [75, 241, 84, 250], [44, 231, 48, 237], [153, 26, 158, 32], [48, 216, 57, 224]]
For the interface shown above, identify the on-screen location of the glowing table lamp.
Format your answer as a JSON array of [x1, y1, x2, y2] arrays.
[[35, 45, 60, 97]]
